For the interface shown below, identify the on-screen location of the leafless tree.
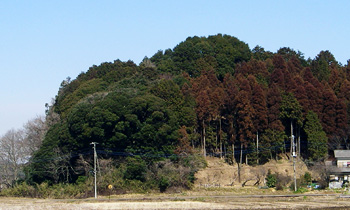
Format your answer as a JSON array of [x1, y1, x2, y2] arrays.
[[23, 116, 48, 155], [0, 129, 28, 188], [75, 154, 92, 176], [47, 148, 73, 184], [45, 100, 60, 127]]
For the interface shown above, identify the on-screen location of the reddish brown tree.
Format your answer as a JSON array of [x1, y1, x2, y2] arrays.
[[236, 61, 251, 76], [267, 83, 284, 131], [251, 58, 269, 78], [321, 85, 337, 135], [175, 126, 193, 155], [303, 67, 320, 88], [236, 58, 268, 78], [304, 82, 318, 113], [249, 76, 268, 133], [328, 67, 342, 94], [235, 90, 255, 164], [338, 79, 350, 101], [196, 88, 211, 157], [192, 74, 211, 157], [335, 99, 348, 136], [273, 54, 288, 72], [238, 77, 252, 94], [287, 56, 303, 75], [292, 78, 309, 115], [223, 73, 239, 162], [284, 71, 297, 92]]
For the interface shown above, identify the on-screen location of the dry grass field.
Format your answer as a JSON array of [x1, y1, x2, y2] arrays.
[[1, 194, 350, 210]]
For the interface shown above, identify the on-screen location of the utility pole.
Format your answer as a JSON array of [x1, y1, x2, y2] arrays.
[[90, 142, 98, 199], [292, 135, 297, 192]]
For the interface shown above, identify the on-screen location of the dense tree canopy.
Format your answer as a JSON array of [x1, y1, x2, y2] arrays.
[[22, 34, 350, 185]]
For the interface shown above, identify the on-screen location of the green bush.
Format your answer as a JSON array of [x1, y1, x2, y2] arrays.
[[266, 169, 277, 188], [124, 156, 147, 181], [294, 187, 308, 194], [303, 172, 312, 186], [159, 177, 170, 192], [0, 182, 36, 197]]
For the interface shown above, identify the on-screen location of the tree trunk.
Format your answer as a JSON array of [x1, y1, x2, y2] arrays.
[[219, 118, 223, 159], [290, 120, 293, 156], [215, 122, 218, 153], [203, 119, 206, 157], [256, 131, 259, 165], [298, 126, 301, 157], [232, 143, 235, 164], [275, 130, 278, 160], [240, 143, 243, 165], [238, 161, 241, 183]]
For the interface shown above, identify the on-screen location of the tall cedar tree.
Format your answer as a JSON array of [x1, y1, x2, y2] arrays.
[[192, 69, 223, 157], [338, 79, 350, 102], [271, 54, 287, 89], [248, 75, 268, 133], [321, 85, 337, 135], [279, 93, 303, 154], [304, 111, 328, 161], [223, 73, 239, 162], [235, 77, 255, 164], [292, 76, 309, 114], [248, 75, 268, 164], [304, 81, 323, 116], [267, 83, 284, 131], [335, 99, 347, 137]]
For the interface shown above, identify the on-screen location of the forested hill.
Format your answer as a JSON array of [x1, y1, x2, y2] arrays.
[[29, 34, 350, 184]]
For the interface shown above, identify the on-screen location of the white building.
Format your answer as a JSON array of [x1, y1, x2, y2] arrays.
[[328, 150, 350, 189]]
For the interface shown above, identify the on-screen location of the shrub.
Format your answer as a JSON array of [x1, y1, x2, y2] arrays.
[[145, 154, 206, 193], [124, 156, 147, 182], [159, 177, 170, 192], [303, 172, 312, 186], [0, 182, 36, 197], [275, 173, 292, 190], [266, 169, 277, 188], [294, 187, 308, 194]]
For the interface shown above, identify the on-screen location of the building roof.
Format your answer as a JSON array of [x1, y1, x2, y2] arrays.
[[334, 150, 350, 158]]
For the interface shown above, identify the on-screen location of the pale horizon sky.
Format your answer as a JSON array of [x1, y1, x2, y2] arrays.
[[1, 0, 349, 135]]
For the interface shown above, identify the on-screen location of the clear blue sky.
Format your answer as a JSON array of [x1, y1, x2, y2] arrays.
[[1, 0, 349, 135]]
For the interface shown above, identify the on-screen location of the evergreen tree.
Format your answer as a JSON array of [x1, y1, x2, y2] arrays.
[[279, 93, 303, 155], [304, 111, 328, 161]]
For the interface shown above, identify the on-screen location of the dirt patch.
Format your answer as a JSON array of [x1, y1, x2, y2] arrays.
[[195, 156, 309, 188]]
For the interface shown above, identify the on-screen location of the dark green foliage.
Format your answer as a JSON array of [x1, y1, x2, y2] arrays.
[[152, 34, 251, 78], [279, 93, 303, 127], [124, 157, 147, 181], [311, 50, 338, 82], [259, 129, 286, 162], [303, 172, 312, 185], [266, 169, 277, 188], [304, 111, 328, 161], [252, 45, 273, 61], [158, 177, 170, 192], [277, 47, 308, 67]]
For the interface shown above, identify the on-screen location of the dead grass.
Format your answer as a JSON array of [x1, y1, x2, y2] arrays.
[[1, 195, 350, 210], [195, 156, 310, 190]]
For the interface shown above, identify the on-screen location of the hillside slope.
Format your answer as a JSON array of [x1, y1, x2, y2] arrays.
[[195, 157, 309, 188]]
